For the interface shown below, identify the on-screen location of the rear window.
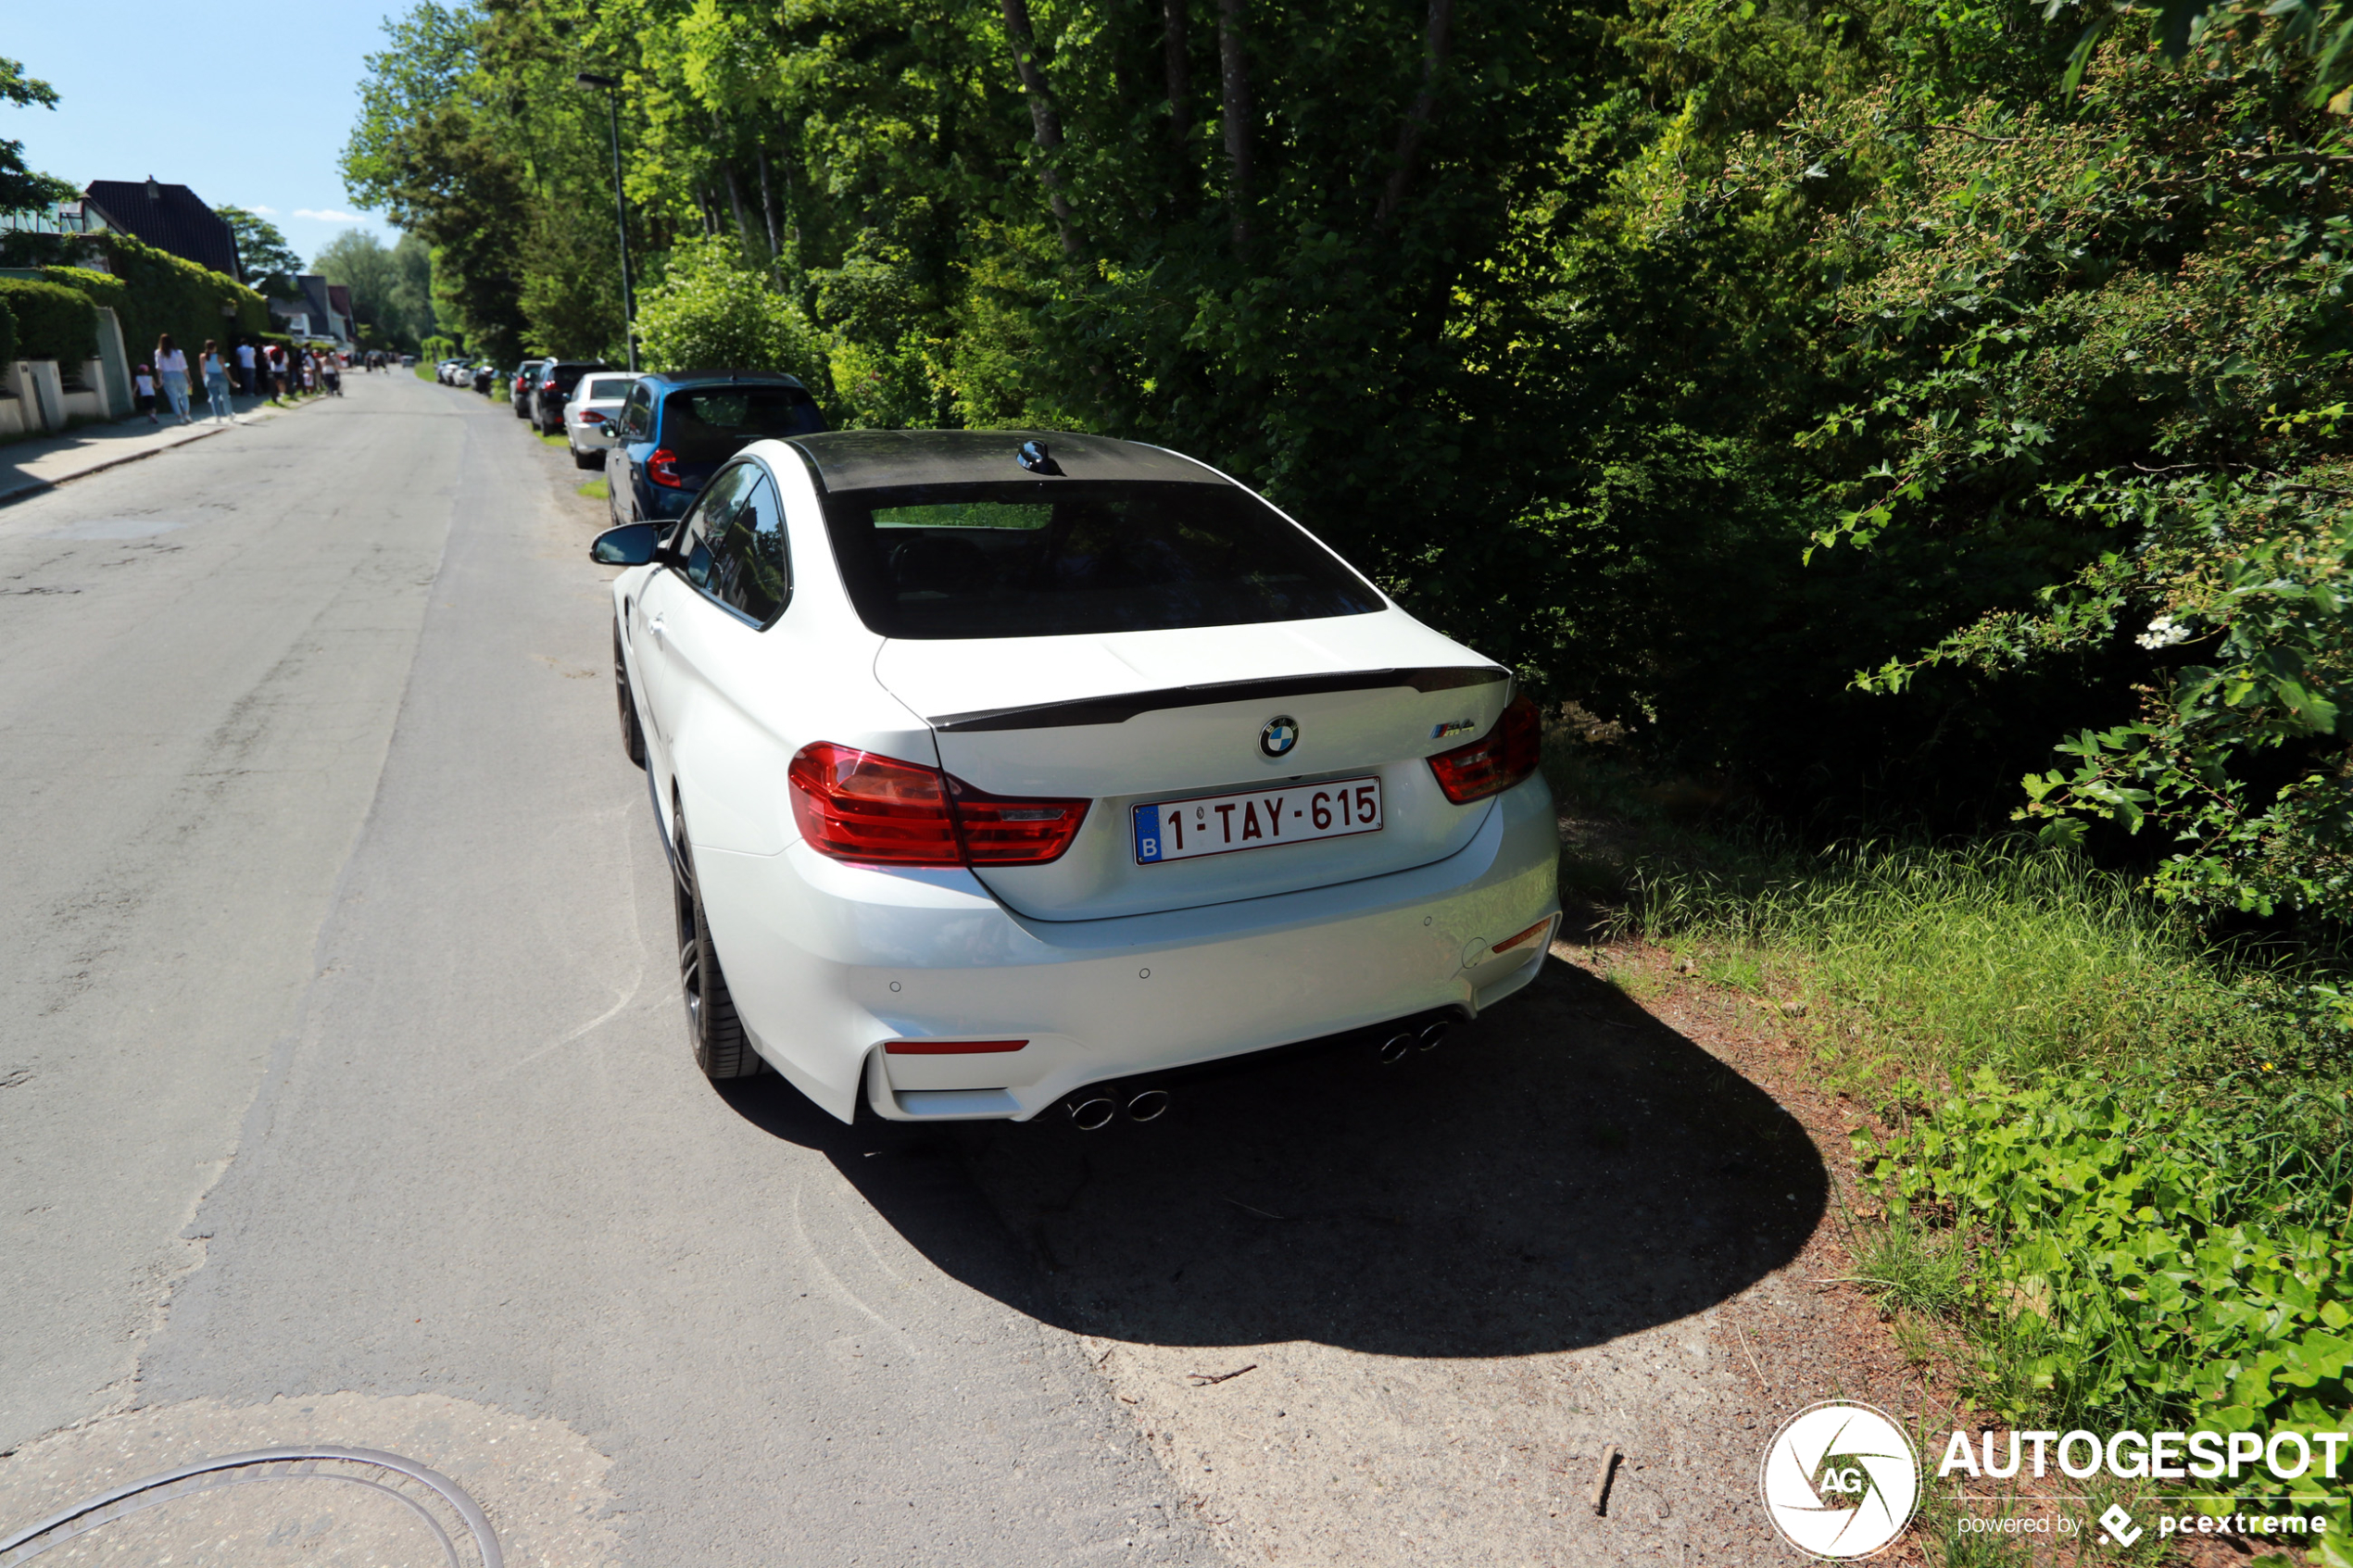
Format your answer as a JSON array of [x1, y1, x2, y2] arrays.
[[659, 386, 824, 461], [819, 480, 1383, 639], [580, 375, 633, 402]]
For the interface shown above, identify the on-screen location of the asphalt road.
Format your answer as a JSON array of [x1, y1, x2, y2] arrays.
[[0, 370, 1873, 1568]]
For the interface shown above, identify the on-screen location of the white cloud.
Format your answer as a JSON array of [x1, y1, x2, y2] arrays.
[[294, 207, 362, 223], [246, 203, 278, 216]]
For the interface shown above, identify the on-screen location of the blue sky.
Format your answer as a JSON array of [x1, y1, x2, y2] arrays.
[[8, 3, 404, 265]]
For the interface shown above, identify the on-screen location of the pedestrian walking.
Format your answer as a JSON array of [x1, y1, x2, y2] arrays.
[[155, 334, 192, 423], [234, 338, 257, 396], [200, 339, 233, 424], [268, 344, 288, 399], [300, 351, 316, 395], [322, 352, 343, 396], [132, 363, 157, 424]]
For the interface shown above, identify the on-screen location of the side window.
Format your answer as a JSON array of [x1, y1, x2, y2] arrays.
[[673, 464, 758, 591], [710, 474, 790, 624], [621, 384, 653, 439]]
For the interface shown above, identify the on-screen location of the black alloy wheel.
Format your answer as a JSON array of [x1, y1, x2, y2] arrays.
[[613, 624, 647, 769], [672, 803, 758, 1081]]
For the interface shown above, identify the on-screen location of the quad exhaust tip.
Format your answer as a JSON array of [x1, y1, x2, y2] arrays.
[[1068, 1086, 1174, 1128], [1378, 1019, 1453, 1063]]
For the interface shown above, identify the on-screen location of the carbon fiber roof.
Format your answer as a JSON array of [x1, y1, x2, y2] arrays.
[[784, 429, 1225, 493]]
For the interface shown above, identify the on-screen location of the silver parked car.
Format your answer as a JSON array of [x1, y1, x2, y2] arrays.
[[563, 370, 641, 470]]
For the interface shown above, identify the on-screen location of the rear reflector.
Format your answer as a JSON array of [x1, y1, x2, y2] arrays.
[[1428, 693, 1541, 804], [1491, 916, 1554, 954], [885, 1039, 1029, 1054], [788, 742, 1089, 867]]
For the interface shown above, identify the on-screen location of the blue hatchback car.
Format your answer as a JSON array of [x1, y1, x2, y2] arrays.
[[603, 371, 826, 528]]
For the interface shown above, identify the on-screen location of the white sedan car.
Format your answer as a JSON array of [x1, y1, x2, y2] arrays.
[[591, 430, 1559, 1126], [562, 370, 640, 470]]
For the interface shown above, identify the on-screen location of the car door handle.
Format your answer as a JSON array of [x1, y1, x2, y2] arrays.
[[648, 616, 668, 644]]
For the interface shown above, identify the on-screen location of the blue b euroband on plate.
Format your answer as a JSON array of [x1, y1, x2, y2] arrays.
[[1134, 776, 1383, 864]]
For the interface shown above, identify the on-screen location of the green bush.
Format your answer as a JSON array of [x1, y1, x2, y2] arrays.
[[1864, 1072, 2353, 1541], [0, 278, 96, 364], [0, 295, 15, 364], [635, 238, 827, 392]]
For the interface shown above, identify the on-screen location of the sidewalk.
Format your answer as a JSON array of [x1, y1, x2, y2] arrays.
[[0, 389, 311, 505]]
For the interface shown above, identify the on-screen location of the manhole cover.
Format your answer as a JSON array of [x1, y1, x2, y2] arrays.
[[0, 1447, 500, 1567]]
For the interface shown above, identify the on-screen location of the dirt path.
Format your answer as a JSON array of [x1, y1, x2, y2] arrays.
[[951, 937, 1937, 1565]]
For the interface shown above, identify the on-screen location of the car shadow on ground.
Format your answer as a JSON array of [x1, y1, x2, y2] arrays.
[[720, 952, 1826, 1358]]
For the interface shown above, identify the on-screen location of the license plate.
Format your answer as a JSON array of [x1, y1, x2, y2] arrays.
[[1133, 776, 1382, 864]]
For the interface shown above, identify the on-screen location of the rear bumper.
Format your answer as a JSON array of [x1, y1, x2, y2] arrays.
[[691, 772, 1560, 1123]]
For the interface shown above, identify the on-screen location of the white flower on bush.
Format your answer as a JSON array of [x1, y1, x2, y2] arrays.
[[2134, 614, 2192, 650]]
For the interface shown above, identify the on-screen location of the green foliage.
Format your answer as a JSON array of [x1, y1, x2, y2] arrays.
[[312, 229, 436, 352], [215, 206, 302, 293], [0, 295, 16, 364], [0, 55, 74, 213], [0, 278, 95, 364], [1615, 838, 2332, 1076], [1864, 1072, 2353, 1539], [634, 236, 824, 381], [36, 232, 272, 364]]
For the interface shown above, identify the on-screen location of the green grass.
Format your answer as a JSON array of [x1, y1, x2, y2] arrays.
[[412, 362, 434, 382], [576, 478, 609, 501]]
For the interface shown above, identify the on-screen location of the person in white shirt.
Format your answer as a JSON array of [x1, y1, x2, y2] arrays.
[[234, 340, 257, 396], [154, 334, 192, 423], [133, 364, 157, 424]]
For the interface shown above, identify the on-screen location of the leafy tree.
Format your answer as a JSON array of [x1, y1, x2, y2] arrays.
[[217, 206, 302, 293], [0, 56, 73, 214], [312, 228, 438, 351]]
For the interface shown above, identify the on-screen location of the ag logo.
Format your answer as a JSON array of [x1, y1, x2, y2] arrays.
[[1259, 716, 1299, 759], [1759, 1400, 1919, 1559]]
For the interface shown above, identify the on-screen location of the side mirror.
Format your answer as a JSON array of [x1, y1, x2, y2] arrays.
[[591, 521, 662, 566]]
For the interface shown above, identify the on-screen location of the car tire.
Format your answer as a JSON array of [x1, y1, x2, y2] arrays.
[[614, 625, 647, 769], [672, 805, 758, 1081]]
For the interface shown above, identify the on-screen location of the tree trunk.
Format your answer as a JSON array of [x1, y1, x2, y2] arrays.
[[1374, 0, 1454, 230], [756, 144, 780, 257], [1217, 0, 1252, 253], [714, 119, 760, 254], [1000, 0, 1081, 256], [1163, 0, 1192, 144]]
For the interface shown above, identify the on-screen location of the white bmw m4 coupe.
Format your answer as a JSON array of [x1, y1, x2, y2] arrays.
[[590, 429, 1560, 1126]]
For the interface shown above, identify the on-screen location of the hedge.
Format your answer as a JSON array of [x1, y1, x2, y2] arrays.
[[28, 233, 269, 365], [0, 295, 14, 364], [0, 278, 96, 364]]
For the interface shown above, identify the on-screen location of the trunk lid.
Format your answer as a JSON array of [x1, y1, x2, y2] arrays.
[[875, 613, 1510, 921]]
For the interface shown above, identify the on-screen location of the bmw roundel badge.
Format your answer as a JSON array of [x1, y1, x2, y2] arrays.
[[1259, 716, 1300, 759]]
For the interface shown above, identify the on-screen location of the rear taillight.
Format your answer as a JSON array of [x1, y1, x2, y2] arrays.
[[885, 1038, 1028, 1054], [946, 775, 1091, 864], [576, 408, 604, 422], [647, 447, 682, 487], [1427, 693, 1541, 804], [787, 743, 1088, 867]]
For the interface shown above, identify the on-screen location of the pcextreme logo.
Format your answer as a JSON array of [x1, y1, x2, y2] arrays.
[[1760, 1400, 1922, 1559]]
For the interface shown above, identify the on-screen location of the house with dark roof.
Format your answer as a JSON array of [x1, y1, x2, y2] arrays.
[[81, 178, 241, 282]]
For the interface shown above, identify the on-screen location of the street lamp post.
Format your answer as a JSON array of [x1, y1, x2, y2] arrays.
[[576, 71, 637, 371]]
